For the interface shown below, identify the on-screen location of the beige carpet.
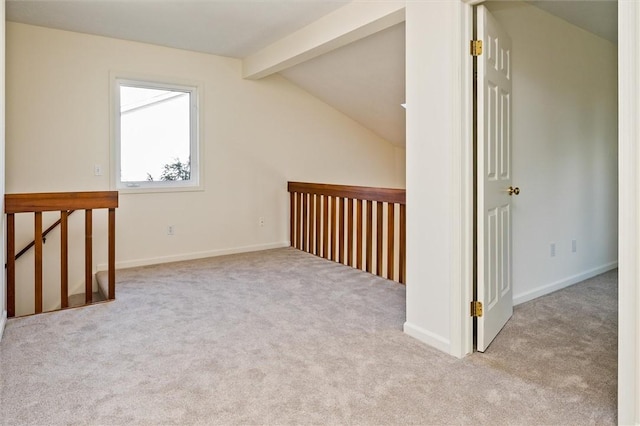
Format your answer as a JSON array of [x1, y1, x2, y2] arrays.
[[0, 248, 616, 425]]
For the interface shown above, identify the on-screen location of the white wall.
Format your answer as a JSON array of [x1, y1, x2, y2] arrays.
[[6, 23, 404, 316], [0, 0, 7, 340], [487, 2, 619, 304], [404, 1, 468, 354]]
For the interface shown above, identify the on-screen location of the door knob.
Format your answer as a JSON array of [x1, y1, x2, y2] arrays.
[[508, 186, 520, 196]]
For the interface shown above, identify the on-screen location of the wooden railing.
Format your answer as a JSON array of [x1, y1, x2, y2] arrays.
[[288, 182, 406, 284], [5, 191, 118, 317]]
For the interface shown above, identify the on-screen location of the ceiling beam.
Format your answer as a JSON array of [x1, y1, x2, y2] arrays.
[[242, 2, 405, 80]]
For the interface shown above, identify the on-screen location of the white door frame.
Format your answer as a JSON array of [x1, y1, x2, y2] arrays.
[[616, 2, 640, 423], [448, 0, 476, 360], [454, 0, 640, 422]]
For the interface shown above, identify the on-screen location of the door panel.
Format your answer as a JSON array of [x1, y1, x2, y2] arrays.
[[477, 5, 514, 352]]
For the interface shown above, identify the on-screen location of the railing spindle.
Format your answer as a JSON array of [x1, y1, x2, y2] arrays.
[[330, 197, 338, 262], [302, 193, 308, 252], [387, 203, 395, 281], [356, 199, 363, 270], [60, 210, 69, 309], [400, 204, 406, 284], [108, 207, 116, 300], [347, 198, 354, 267], [315, 195, 321, 256], [7, 213, 15, 317], [376, 201, 383, 276], [34, 212, 43, 314], [290, 191, 295, 247], [366, 201, 373, 273], [323, 195, 329, 259], [85, 209, 93, 304], [338, 197, 344, 264], [297, 192, 303, 249], [309, 194, 316, 255]]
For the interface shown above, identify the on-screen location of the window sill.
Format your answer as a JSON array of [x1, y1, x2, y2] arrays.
[[115, 183, 204, 195]]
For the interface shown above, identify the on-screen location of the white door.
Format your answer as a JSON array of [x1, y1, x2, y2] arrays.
[[476, 5, 515, 352]]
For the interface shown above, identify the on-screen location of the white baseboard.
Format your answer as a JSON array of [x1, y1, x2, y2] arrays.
[[513, 261, 618, 306], [0, 309, 7, 342], [98, 241, 290, 271], [403, 321, 451, 354]]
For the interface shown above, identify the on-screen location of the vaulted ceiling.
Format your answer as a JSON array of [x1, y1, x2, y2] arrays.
[[6, 0, 617, 147], [6, 0, 351, 58]]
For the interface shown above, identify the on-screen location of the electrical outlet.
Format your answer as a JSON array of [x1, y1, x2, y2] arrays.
[[167, 225, 175, 236], [571, 239, 577, 253], [259, 217, 265, 227], [94, 164, 103, 176], [550, 243, 556, 258]]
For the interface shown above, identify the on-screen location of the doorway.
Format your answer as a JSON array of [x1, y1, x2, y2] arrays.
[[472, 1, 619, 351]]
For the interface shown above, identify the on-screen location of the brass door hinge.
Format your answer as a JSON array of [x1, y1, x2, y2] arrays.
[[470, 40, 483, 56], [471, 301, 483, 317]]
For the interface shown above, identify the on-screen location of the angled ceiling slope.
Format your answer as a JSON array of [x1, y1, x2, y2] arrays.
[[526, 0, 617, 43], [280, 23, 406, 146]]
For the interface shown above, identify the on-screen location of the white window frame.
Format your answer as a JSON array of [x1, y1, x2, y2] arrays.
[[110, 73, 203, 193]]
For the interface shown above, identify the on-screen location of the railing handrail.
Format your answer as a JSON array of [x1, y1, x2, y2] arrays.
[[288, 182, 405, 205], [5, 191, 118, 213], [12, 210, 77, 263]]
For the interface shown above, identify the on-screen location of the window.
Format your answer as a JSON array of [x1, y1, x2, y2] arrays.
[[112, 76, 201, 191]]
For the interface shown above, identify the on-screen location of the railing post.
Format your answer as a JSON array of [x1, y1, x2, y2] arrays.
[[7, 213, 15, 318], [85, 209, 93, 304]]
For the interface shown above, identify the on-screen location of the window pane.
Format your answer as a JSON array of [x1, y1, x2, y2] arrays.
[[120, 85, 191, 182]]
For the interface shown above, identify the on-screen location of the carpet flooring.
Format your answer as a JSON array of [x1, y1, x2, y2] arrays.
[[0, 248, 617, 425]]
